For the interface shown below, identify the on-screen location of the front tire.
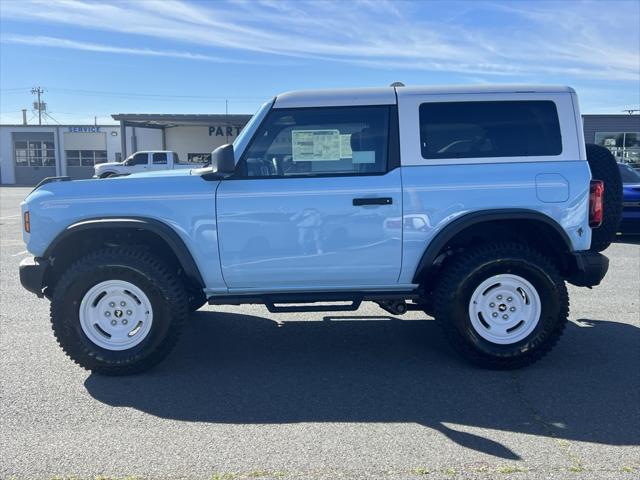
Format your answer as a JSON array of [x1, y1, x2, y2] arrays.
[[434, 243, 569, 369], [50, 247, 188, 375]]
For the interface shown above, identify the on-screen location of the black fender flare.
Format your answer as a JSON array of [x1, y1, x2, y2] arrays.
[[412, 209, 573, 283], [44, 217, 205, 289]]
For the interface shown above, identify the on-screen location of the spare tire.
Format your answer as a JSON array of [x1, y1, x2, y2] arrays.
[[586, 144, 622, 252]]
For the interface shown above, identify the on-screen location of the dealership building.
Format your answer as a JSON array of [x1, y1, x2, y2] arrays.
[[0, 113, 251, 185], [0, 112, 638, 185]]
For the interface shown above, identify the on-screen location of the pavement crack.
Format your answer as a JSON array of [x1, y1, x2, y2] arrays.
[[509, 372, 585, 472]]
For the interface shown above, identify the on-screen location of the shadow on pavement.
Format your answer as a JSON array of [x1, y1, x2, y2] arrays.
[[85, 313, 640, 460], [615, 234, 640, 245]]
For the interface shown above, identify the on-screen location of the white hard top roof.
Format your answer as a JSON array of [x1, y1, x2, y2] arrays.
[[274, 85, 574, 108]]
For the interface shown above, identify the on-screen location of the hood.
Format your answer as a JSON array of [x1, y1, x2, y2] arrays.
[[127, 168, 194, 178], [623, 183, 640, 200], [94, 162, 123, 170], [21, 169, 218, 259]]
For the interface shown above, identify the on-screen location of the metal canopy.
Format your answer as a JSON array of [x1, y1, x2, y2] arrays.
[[111, 113, 252, 129]]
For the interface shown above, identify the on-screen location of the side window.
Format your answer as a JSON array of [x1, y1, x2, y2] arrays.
[[152, 153, 167, 164], [241, 106, 390, 177], [419, 101, 562, 159], [129, 153, 148, 165]]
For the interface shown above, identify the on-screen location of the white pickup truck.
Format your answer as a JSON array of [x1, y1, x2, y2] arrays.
[[93, 150, 204, 178]]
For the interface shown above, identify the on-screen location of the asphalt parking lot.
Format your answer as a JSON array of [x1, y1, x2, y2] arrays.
[[1, 186, 638, 480]]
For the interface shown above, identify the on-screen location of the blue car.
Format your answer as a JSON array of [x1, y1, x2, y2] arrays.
[[19, 85, 615, 374], [618, 163, 640, 234]]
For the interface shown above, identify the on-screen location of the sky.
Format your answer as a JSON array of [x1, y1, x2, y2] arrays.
[[0, 0, 638, 125]]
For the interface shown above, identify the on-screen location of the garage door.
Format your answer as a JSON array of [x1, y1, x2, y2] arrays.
[[13, 133, 56, 185]]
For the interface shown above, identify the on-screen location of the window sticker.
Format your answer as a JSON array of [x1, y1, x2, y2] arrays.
[[340, 134, 352, 159], [352, 151, 376, 164], [292, 129, 341, 161]]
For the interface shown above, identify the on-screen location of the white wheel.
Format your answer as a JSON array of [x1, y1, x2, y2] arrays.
[[79, 280, 154, 351], [468, 274, 541, 345]]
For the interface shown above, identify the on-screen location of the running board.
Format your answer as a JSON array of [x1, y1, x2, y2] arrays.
[[265, 300, 362, 313], [208, 290, 420, 314]]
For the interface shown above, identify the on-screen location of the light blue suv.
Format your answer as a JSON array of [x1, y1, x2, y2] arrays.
[[19, 85, 621, 374]]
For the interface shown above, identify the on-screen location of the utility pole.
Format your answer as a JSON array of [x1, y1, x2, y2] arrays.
[[31, 87, 45, 125]]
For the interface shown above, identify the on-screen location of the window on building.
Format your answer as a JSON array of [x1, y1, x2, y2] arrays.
[[15, 140, 56, 167], [95, 150, 108, 164], [42, 141, 56, 166], [14, 141, 28, 167], [81, 150, 95, 166], [115, 152, 122, 162], [152, 153, 167, 164], [595, 132, 640, 166], [66, 150, 108, 167], [66, 150, 80, 166], [241, 106, 390, 177], [419, 101, 562, 159], [187, 153, 211, 163]]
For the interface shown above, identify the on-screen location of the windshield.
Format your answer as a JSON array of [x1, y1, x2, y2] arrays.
[[233, 99, 274, 161], [618, 163, 640, 183]]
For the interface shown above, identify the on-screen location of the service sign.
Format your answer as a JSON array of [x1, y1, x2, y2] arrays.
[[68, 126, 101, 133]]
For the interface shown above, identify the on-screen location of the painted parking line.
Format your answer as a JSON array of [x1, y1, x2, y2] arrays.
[[11, 250, 28, 257], [0, 214, 20, 220]]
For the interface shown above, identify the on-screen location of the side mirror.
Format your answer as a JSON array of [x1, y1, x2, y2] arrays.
[[210, 144, 235, 175]]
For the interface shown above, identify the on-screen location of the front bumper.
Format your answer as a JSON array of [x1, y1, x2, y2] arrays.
[[566, 251, 609, 287], [19, 256, 50, 297]]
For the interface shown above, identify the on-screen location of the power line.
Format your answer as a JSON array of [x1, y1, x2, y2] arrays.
[[0, 87, 31, 92], [43, 111, 61, 125], [45, 87, 264, 100]]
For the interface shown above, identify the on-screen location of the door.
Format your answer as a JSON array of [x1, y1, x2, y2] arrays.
[[216, 105, 403, 291], [126, 152, 149, 173], [149, 152, 168, 171]]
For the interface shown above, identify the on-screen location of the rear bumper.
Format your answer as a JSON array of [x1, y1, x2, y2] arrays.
[[19, 256, 49, 297], [566, 251, 609, 287]]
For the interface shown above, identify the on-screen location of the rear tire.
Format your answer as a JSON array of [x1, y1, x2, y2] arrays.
[[50, 247, 189, 375], [434, 243, 569, 369], [586, 144, 623, 252]]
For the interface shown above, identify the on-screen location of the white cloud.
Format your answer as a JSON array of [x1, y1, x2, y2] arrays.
[[1, 0, 638, 81], [0, 34, 256, 64]]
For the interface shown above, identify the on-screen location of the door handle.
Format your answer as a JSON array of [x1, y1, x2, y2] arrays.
[[352, 197, 393, 206]]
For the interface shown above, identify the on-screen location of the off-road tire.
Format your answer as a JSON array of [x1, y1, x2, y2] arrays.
[[433, 243, 569, 369], [586, 143, 623, 252], [50, 247, 189, 375], [188, 290, 207, 312]]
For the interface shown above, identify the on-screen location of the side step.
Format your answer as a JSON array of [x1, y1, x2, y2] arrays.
[[208, 290, 421, 314], [265, 299, 362, 313]]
